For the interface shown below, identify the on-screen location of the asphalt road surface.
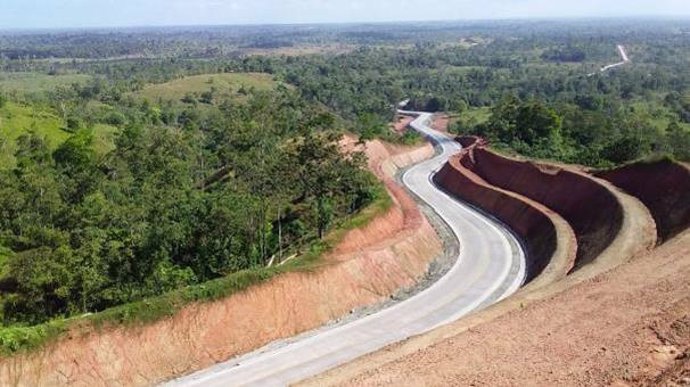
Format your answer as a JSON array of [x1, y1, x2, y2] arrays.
[[165, 112, 527, 387]]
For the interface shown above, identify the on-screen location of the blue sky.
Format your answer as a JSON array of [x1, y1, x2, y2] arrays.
[[1, 0, 689, 29]]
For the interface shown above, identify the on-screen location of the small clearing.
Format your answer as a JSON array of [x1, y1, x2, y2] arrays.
[[135, 73, 282, 104], [0, 72, 91, 94]]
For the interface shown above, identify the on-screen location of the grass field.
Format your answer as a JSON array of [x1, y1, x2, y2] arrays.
[[0, 72, 91, 94], [136, 73, 282, 104], [445, 106, 492, 134], [0, 103, 66, 141], [0, 102, 118, 168], [465, 106, 492, 123]]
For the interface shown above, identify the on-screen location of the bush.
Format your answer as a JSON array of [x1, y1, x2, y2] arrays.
[[64, 117, 83, 133]]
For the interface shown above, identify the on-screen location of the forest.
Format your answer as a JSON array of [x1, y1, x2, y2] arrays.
[[0, 18, 689, 329]]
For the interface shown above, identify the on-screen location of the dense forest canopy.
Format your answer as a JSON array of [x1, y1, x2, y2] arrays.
[[0, 18, 689, 326]]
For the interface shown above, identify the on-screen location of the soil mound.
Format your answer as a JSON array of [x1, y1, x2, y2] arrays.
[[434, 149, 575, 283], [598, 159, 690, 243], [469, 148, 622, 271]]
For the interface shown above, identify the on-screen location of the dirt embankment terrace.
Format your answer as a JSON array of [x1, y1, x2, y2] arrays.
[[465, 145, 640, 271], [433, 145, 575, 284], [325, 230, 690, 387], [598, 158, 690, 243], [0, 137, 441, 387]]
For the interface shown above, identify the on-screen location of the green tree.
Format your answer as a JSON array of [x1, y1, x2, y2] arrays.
[[666, 122, 690, 161]]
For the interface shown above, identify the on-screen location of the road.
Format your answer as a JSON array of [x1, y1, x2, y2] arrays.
[[166, 112, 527, 387], [590, 44, 630, 75]]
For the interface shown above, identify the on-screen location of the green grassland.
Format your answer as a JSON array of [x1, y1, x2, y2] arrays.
[[0, 72, 91, 94], [135, 73, 282, 104], [464, 106, 492, 123], [0, 102, 67, 167], [0, 102, 117, 168]]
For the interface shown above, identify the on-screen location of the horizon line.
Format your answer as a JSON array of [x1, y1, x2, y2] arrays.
[[1, 14, 689, 34]]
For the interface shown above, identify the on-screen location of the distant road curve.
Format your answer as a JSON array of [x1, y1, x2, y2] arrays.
[[589, 44, 631, 76], [165, 112, 526, 387]]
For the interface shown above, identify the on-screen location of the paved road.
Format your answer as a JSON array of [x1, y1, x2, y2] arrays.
[[590, 44, 631, 75], [166, 112, 526, 387]]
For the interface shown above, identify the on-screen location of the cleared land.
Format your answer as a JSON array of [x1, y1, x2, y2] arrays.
[[304, 141, 687, 387], [0, 101, 117, 168], [0, 72, 91, 94], [135, 73, 281, 103], [0, 102, 67, 167]]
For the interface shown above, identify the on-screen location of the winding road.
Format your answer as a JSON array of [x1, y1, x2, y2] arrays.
[[166, 112, 527, 387]]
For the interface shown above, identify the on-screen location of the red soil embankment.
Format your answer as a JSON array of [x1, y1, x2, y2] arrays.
[[460, 139, 624, 271], [333, 137, 436, 255], [434, 148, 574, 283], [0, 138, 440, 387], [331, 230, 690, 387], [597, 159, 690, 243]]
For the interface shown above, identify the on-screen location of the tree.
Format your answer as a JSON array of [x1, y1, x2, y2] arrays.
[[53, 130, 96, 172], [3, 247, 75, 324], [666, 122, 690, 161], [64, 116, 83, 133], [601, 136, 645, 164], [514, 101, 562, 146], [15, 132, 52, 170]]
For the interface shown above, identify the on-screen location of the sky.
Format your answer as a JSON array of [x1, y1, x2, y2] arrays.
[[1, 0, 689, 30]]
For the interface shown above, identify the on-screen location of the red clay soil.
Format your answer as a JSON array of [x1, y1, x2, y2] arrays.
[[460, 139, 626, 272], [0, 138, 440, 387], [597, 159, 690, 243], [326, 229, 690, 387], [333, 137, 436, 255], [434, 150, 576, 283]]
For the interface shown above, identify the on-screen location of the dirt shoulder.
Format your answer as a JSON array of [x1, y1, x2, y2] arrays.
[[303, 229, 690, 386]]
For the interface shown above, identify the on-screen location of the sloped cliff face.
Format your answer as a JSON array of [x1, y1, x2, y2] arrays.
[[465, 147, 623, 271], [440, 137, 655, 277], [598, 159, 690, 243], [0, 139, 441, 387], [434, 151, 572, 283]]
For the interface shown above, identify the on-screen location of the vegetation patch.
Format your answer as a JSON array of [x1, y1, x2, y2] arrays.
[[0, 102, 118, 168], [135, 73, 282, 105], [0, 72, 91, 94], [0, 181, 390, 356]]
